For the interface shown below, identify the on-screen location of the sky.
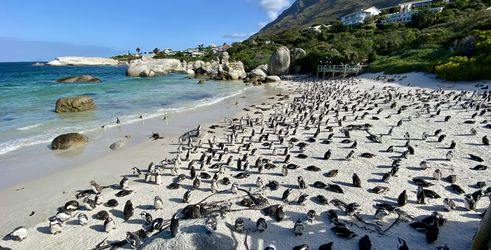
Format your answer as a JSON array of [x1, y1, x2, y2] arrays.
[[0, 0, 292, 62]]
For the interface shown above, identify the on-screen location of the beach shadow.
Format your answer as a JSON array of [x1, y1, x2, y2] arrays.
[[89, 224, 105, 232], [136, 204, 153, 210], [110, 209, 125, 220], [127, 218, 146, 225], [36, 225, 51, 235]]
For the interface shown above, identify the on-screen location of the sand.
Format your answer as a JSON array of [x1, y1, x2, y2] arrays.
[[0, 73, 490, 250]]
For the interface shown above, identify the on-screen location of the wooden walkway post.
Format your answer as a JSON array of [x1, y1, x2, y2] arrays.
[[471, 203, 491, 250]]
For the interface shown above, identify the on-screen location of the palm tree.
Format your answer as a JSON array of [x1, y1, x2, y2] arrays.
[[136, 47, 141, 55], [153, 48, 161, 54]]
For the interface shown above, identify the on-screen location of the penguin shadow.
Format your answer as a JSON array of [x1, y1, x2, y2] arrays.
[[331, 181, 354, 187], [406, 166, 423, 171], [241, 183, 257, 189], [426, 158, 448, 162], [136, 204, 154, 210], [282, 184, 298, 189], [367, 178, 383, 183], [375, 198, 398, 206], [133, 179, 148, 184], [127, 218, 147, 225], [36, 225, 51, 235], [460, 211, 485, 219], [266, 172, 284, 177], [89, 224, 105, 233], [180, 184, 194, 190], [65, 220, 80, 226], [109, 209, 125, 220], [465, 143, 486, 146], [376, 164, 393, 169], [169, 198, 183, 204]]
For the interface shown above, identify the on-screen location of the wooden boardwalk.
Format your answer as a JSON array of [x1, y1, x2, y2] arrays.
[[317, 64, 365, 78]]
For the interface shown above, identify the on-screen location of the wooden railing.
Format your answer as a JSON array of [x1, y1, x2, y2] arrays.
[[317, 64, 365, 78]]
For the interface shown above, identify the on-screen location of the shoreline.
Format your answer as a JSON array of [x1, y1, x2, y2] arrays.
[[0, 72, 489, 250], [0, 80, 294, 237]]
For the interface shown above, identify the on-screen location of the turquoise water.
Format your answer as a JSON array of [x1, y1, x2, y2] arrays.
[[0, 62, 247, 155]]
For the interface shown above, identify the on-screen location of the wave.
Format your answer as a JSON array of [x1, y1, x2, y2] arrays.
[[16, 123, 44, 131], [0, 87, 251, 156]]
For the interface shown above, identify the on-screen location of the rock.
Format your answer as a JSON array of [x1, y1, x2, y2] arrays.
[[291, 48, 307, 62], [56, 75, 101, 83], [220, 52, 230, 64], [126, 59, 184, 77], [192, 61, 206, 70], [55, 96, 96, 113], [186, 69, 195, 76], [47, 57, 118, 66], [142, 219, 234, 250], [224, 62, 246, 80], [198, 79, 206, 84], [110, 140, 126, 150], [268, 46, 291, 76], [265, 75, 281, 83], [51, 133, 88, 150], [249, 65, 268, 81]]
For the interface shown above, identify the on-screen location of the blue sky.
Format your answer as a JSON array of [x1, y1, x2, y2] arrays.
[[0, 0, 292, 61]]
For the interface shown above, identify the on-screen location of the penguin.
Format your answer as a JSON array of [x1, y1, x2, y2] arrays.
[[446, 151, 453, 161], [274, 206, 285, 222], [282, 188, 293, 202], [397, 238, 409, 250], [433, 169, 442, 180], [123, 200, 134, 221], [170, 213, 179, 238], [7, 226, 28, 241], [293, 219, 304, 236], [359, 235, 372, 250], [193, 176, 201, 190], [307, 210, 316, 223], [417, 186, 426, 204], [140, 211, 153, 225], [83, 197, 96, 211], [64, 200, 80, 211], [319, 242, 333, 250], [231, 182, 239, 194], [90, 180, 102, 194], [483, 135, 489, 145], [443, 198, 456, 211], [256, 217, 267, 232], [398, 190, 407, 207], [292, 244, 309, 250], [234, 218, 244, 233], [297, 176, 306, 189], [49, 218, 62, 235], [126, 231, 143, 249], [154, 196, 164, 210], [425, 221, 439, 244], [211, 179, 218, 193], [120, 176, 129, 190], [323, 150, 331, 160], [55, 210, 72, 222], [464, 195, 477, 211], [155, 173, 162, 185], [352, 173, 361, 188], [282, 165, 289, 176], [104, 217, 116, 233], [420, 161, 430, 169], [183, 189, 192, 203], [375, 207, 389, 220], [78, 213, 89, 226], [256, 177, 264, 188]]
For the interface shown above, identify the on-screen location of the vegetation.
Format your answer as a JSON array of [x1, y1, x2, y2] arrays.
[[153, 47, 216, 62], [228, 0, 491, 80], [111, 53, 141, 62]]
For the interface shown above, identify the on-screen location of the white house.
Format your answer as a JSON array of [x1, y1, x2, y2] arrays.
[[340, 7, 381, 26], [379, 6, 444, 24]]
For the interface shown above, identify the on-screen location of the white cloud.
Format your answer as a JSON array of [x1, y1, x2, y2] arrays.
[[223, 32, 255, 39], [259, 0, 290, 20]]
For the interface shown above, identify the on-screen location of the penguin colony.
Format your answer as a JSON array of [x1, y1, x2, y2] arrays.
[[2, 77, 491, 250]]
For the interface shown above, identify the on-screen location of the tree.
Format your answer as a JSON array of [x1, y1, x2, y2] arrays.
[[409, 9, 435, 28], [153, 48, 161, 54], [136, 47, 141, 55]]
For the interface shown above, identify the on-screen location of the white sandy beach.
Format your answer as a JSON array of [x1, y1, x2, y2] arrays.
[[1, 73, 490, 250]]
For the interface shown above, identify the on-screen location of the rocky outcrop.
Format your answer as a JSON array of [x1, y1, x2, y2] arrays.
[[47, 57, 118, 66], [51, 133, 88, 150], [55, 96, 96, 113], [126, 59, 185, 77], [268, 46, 291, 76], [56, 75, 101, 83], [291, 48, 307, 62], [248, 65, 268, 81]]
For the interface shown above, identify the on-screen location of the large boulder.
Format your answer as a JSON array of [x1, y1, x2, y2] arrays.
[[192, 61, 206, 70], [249, 64, 268, 81], [56, 75, 101, 83], [265, 75, 281, 83], [291, 48, 307, 62], [55, 96, 96, 113], [47, 56, 118, 66], [51, 133, 88, 150], [126, 59, 184, 77], [110, 139, 126, 150], [224, 62, 246, 80], [268, 46, 291, 76]]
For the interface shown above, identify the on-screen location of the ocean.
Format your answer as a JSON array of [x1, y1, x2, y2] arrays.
[[0, 62, 247, 156]]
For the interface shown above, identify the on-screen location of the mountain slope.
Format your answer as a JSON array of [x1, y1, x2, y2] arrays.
[[257, 0, 405, 35]]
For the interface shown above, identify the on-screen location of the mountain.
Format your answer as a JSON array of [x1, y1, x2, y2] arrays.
[[257, 0, 406, 35]]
